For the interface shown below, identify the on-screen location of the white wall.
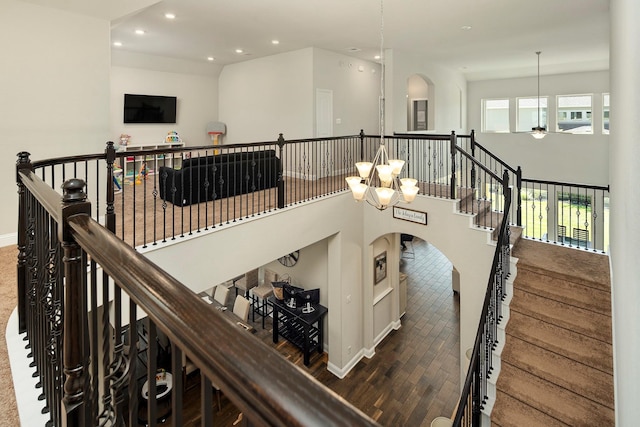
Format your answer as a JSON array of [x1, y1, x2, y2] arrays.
[[312, 48, 381, 136], [362, 196, 494, 373], [609, 0, 640, 424], [140, 195, 365, 374], [111, 51, 221, 147], [0, 0, 111, 237], [141, 191, 494, 380], [218, 47, 383, 144], [467, 71, 610, 185], [218, 48, 314, 143], [387, 50, 467, 134]]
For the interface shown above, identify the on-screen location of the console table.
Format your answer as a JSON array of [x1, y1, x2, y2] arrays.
[[270, 297, 328, 366]]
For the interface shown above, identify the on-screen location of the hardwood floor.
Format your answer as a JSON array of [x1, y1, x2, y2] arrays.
[[172, 237, 461, 426]]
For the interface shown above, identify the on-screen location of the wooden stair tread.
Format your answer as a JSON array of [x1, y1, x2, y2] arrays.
[[497, 361, 614, 426], [510, 288, 612, 344], [491, 390, 569, 427], [506, 311, 613, 374], [500, 336, 614, 410], [513, 268, 611, 315]]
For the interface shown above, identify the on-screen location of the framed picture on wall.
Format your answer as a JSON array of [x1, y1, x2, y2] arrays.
[[374, 251, 387, 284]]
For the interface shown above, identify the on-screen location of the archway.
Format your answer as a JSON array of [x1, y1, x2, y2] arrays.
[[406, 74, 435, 131]]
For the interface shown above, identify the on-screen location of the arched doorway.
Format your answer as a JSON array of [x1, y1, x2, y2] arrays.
[[406, 74, 435, 131]]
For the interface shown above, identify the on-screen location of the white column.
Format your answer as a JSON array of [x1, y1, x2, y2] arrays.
[[609, 0, 640, 425]]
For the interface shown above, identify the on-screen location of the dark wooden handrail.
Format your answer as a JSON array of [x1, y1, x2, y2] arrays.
[[453, 145, 503, 183], [522, 177, 610, 191], [16, 161, 375, 427], [452, 184, 512, 426], [68, 215, 378, 426], [19, 165, 379, 426], [471, 140, 518, 175]]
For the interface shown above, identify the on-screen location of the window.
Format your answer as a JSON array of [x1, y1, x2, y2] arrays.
[[516, 97, 547, 132], [557, 94, 593, 134], [603, 93, 610, 134], [482, 99, 509, 133]]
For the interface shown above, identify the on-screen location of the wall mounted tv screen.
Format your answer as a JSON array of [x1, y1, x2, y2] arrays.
[[123, 94, 177, 124]]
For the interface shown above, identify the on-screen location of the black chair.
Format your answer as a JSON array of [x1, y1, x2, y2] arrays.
[[401, 234, 415, 259]]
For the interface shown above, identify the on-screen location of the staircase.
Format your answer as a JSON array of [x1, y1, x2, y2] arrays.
[[491, 238, 614, 426]]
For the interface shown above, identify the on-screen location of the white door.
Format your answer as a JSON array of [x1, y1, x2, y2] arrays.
[[316, 89, 333, 137]]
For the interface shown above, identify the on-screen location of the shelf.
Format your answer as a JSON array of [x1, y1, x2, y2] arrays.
[[117, 141, 184, 181]]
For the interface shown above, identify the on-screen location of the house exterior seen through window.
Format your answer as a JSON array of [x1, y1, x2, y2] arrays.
[[517, 97, 548, 132], [482, 99, 509, 132], [557, 94, 593, 134]]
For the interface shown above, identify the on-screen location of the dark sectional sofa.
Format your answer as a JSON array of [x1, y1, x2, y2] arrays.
[[158, 149, 280, 206]]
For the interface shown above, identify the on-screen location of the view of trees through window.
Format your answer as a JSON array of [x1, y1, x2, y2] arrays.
[[520, 188, 610, 250]]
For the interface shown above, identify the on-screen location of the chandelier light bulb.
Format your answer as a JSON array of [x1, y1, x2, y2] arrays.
[[401, 185, 419, 202], [351, 183, 368, 201], [388, 159, 405, 175], [356, 162, 373, 178], [400, 177, 417, 187], [376, 164, 394, 187], [345, 176, 363, 188], [375, 187, 395, 206]]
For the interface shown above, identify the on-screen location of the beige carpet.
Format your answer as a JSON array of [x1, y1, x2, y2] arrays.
[[491, 239, 614, 427], [0, 245, 19, 424]]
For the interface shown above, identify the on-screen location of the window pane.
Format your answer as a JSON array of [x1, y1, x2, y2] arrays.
[[603, 93, 610, 134], [517, 97, 547, 132], [557, 94, 593, 134], [483, 99, 509, 132]]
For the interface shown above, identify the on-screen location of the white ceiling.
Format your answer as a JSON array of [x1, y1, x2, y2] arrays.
[[29, 0, 611, 81]]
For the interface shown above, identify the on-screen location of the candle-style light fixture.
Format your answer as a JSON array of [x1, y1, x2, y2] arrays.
[[531, 51, 547, 139], [345, 0, 418, 210]]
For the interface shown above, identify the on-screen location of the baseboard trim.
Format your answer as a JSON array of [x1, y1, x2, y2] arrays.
[[374, 319, 401, 347], [0, 232, 16, 248], [327, 349, 365, 379]]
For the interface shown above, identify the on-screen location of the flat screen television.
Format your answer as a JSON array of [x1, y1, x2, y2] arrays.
[[123, 94, 177, 124]]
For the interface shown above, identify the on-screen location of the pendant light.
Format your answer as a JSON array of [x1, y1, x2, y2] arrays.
[[345, 0, 417, 210], [531, 51, 546, 139]]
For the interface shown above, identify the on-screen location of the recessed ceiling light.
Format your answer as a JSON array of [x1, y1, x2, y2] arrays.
[[207, 57, 215, 61], [135, 29, 145, 35], [461, 25, 472, 30], [113, 41, 122, 47], [165, 13, 176, 19], [235, 49, 243, 54], [347, 47, 361, 52], [374, 55, 381, 60], [271, 40, 280, 45]]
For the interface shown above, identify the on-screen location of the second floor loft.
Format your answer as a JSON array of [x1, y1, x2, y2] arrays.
[[11, 131, 611, 426]]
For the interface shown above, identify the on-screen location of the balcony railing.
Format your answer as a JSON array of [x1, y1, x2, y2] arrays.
[[17, 157, 379, 427], [15, 130, 609, 426]]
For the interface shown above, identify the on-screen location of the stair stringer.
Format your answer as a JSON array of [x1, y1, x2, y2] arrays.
[[481, 255, 518, 424], [452, 201, 520, 425]]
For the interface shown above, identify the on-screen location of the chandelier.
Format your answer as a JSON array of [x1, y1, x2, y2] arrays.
[[531, 51, 546, 139], [345, 0, 418, 210]]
